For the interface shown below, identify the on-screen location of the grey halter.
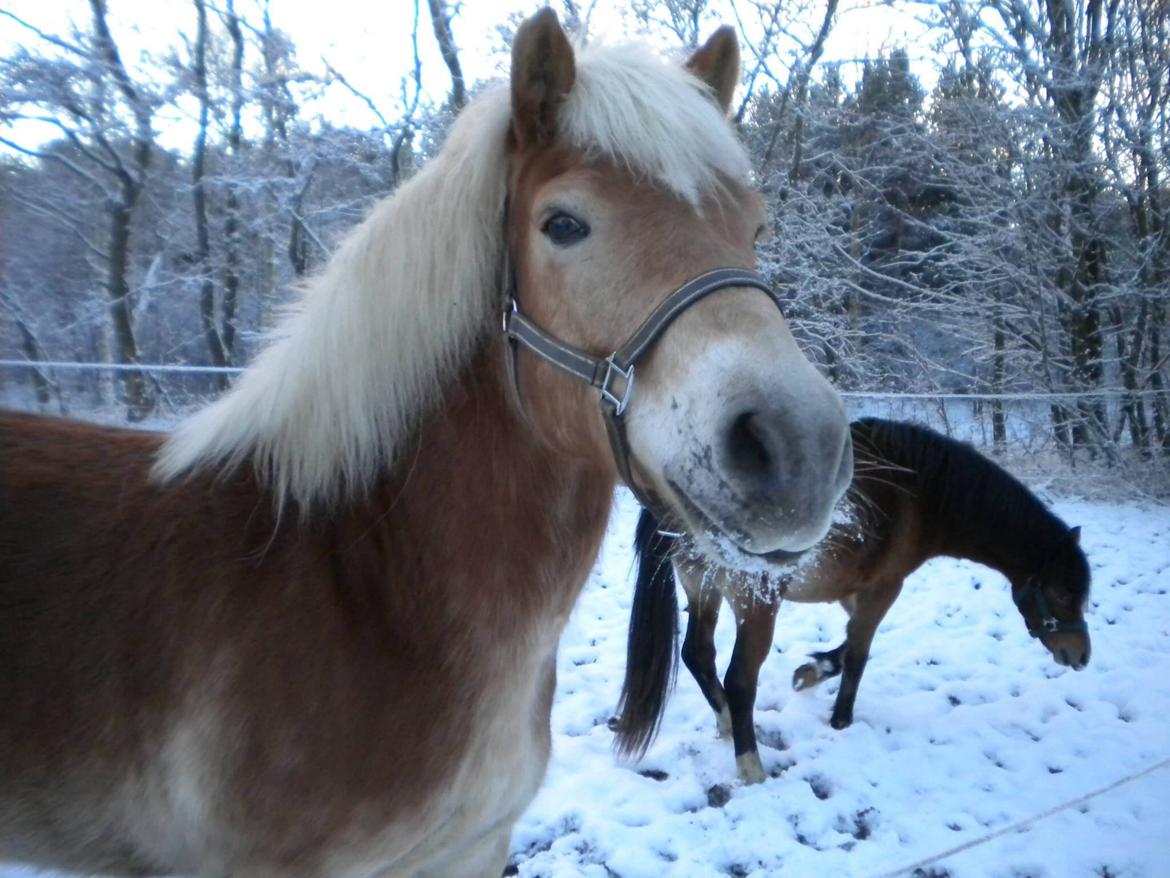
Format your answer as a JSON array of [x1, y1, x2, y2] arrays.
[[502, 259, 786, 513]]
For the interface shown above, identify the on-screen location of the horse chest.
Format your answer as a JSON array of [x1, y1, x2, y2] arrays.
[[323, 643, 559, 878]]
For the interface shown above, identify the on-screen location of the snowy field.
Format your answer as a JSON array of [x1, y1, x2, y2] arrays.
[[508, 491, 1170, 878], [0, 486, 1165, 878]]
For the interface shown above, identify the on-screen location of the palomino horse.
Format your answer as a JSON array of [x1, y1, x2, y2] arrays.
[[614, 418, 1091, 784], [0, 10, 852, 878]]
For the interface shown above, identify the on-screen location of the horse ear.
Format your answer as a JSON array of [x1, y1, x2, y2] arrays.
[[510, 8, 576, 150], [1069, 525, 1081, 545], [686, 26, 740, 115]]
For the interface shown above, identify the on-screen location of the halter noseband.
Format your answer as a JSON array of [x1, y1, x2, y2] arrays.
[[1013, 577, 1088, 638], [501, 251, 784, 513]]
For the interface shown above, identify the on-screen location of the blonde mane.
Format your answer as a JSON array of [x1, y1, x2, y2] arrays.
[[154, 41, 751, 507]]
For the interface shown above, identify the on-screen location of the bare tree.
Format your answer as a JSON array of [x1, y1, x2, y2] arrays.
[[190, 0, 229, 386], [633, 0, 712, 48], [426, 0, 466, 112], [220, 0, 245, 366], [0, 1, 160, 419]]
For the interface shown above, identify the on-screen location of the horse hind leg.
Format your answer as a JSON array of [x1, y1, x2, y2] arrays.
[[792, 642, 845, 692], [676, 562, 731, 738], [792, 595, 854, 691]]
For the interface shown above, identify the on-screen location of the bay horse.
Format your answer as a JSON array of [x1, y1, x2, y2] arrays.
[[614, 417, 1091, 784], [0, 10, 853, 878]]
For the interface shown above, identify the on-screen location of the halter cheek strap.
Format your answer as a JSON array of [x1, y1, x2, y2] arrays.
[[501, 260, 783, 514]]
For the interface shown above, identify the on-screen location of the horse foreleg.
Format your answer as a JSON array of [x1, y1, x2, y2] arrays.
[[828, 581, 902, 730], [722, 595, 779, 784], [676, 563, 729, 737]]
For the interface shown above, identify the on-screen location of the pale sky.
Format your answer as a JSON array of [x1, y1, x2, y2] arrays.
[[0, 0, 936, 151]]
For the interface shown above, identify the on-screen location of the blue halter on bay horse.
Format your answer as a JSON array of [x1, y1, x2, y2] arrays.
[[0, 10, 853, 878], [614, 418, 1091, 784]]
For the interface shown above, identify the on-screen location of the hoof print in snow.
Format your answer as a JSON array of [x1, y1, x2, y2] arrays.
[[911, 869, 952, 878], [707, 783, 732, 808], [852, 808, 876, 840], [638, 768, 669, 782], [807, 774, 832, 800], [757, 727, 787, 750], [947, 694, 961, 706], [837, 807, 876, 841]]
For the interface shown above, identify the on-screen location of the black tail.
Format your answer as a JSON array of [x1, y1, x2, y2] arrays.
[[612, 507, 680, 759]]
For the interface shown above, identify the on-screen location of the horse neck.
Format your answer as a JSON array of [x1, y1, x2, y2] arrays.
[[922, 478, 1055, 584], [325, 338, 616, 653]]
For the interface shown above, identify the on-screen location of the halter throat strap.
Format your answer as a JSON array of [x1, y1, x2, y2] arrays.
[[501, 264, 782, 513]]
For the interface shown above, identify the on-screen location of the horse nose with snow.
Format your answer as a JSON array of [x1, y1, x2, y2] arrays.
[[0, 8, 850, 878]]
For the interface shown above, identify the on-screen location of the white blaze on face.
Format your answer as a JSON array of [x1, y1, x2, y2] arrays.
[[626, 286, 851, 559]]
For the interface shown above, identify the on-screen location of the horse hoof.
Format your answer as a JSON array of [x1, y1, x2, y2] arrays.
[[736, 752, 767, 784], [793, 664, 820, 691], [829, 714, 852, 730]]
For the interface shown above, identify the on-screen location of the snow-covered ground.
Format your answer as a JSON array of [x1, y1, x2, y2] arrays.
[[509, 491, 1170, 878], [0, 490, 1165, 878]]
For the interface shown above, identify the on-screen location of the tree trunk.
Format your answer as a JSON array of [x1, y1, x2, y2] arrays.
[[426, 0, 466, 112], [90, 0, 156, 420], [106, 196, 153, 420], [991, 309, 1007, 450], [191, 0, 229, 391], [221, 0, 244, 365]]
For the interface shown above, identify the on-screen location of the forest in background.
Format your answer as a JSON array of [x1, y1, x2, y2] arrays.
[[1, 0, 1167, 483]]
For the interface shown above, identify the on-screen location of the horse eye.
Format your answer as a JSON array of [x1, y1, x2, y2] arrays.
[[542, 212, 589, 246]]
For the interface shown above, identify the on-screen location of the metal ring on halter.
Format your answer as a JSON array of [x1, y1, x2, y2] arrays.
[[1015, 576, 1088, 637], [600, 357, 635, 417], [502, 298, 517, 334]]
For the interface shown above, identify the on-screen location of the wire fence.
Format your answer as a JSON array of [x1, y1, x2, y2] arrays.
[[3, 358, 1168, 498]]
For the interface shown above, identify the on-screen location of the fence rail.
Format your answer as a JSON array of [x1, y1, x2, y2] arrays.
[[2, 358, 1168, 399], [0, 359, 244, 375], [2, 357, 1168, 498]]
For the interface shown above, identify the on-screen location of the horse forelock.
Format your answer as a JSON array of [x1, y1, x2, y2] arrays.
[[154, 41, 750, 509], [558, 42, 750, 204]]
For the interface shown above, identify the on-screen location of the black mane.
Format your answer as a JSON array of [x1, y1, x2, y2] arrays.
[[850, 418, 1079, 586]]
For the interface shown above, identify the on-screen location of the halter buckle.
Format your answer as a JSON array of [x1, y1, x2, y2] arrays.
[[1042, 617, 1059, 633], [600, 356, 635, 416]]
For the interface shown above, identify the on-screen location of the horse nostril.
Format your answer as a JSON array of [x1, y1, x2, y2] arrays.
[[1058, 648, 1072, 666], [726, 411, 778, 487]]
